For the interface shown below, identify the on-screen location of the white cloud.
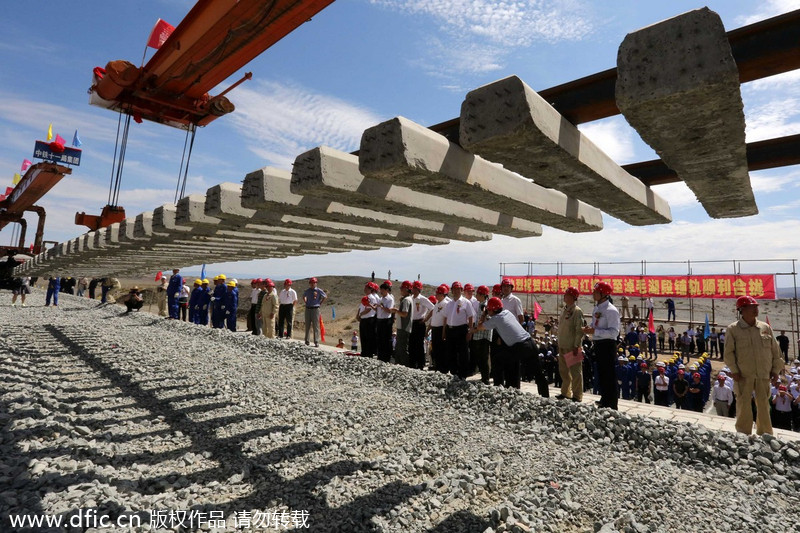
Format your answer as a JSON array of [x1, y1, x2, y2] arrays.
[[650, 181, 699, 210], [578, 116, 637, 164], [371, 0, 592, 45], [369, 0, 592, 76], [737, 0, 800, 25], [744, 97, 800, 142], [228, 80, 384, 169]]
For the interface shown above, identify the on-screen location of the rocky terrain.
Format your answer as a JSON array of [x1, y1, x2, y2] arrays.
[[1, 290, 799, 532]]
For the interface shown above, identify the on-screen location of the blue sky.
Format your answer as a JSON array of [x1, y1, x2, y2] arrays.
[[2, 0, 800, 285]]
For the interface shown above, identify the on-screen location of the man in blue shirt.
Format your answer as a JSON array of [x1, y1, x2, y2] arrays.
[[225, 280, 239, 331], [475, 297, 549, 396], [166, 268, 183, 320], [303, 277, 327, 347]]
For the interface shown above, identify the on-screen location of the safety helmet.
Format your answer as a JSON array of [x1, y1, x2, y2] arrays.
[[231, 278, 238, 285], [309, 277, 318, 284], [717, 374, 726, 381], [436, 284, 449, 295], [618, 356, 626, 361], [633, 344, 639, 348], [401, 280, 413, 290], [628, 355, 635, 361], [202, 279, 209, 284], [658, 367, 665, 373], [428, 295, 437, 304], [361, 296, 370, 306], [593, 281, 612, 296], [618, 348, 624, 353], [486, 297, 503, 312], [692, 372, 701, 379], [227, 281, 236, 287], [476, 285, 490, 296], [383, 280, 392, 287], [265, 278, 275, 287], [779, 385, 788, 391], [640, 363, 648, 369], [463, 283, 474, 291], [412, 280, 423, 290], [451, 281, 463, 290], [193, 279, 202, 285], [218, 274, 227, 280], [736, 295, 758, 309], [284, 278, 293, 285], [565, 286, 579, 299], [500, 277, 514, 287], [677, 369, 685, 376]]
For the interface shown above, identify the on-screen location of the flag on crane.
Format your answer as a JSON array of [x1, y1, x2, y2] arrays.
[[21, 159, 31, 172], [72, 130, 82, 147], [147, 18, 175, 49], [46, 123, 53, 141]]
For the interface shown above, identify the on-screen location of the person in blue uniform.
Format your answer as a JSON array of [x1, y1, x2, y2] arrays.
[[45, 276, 60, 306], [688, 372, 705, 412], [635, 362, 652, 403], [197, 279, 211, 326], [225, 280, 239, 331], [188, 279, 203, 324], [212, 274, 228, 328], [166, 268, 183, 320]]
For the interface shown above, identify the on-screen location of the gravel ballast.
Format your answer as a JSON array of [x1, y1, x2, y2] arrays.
[[1, 292, 799, 532]]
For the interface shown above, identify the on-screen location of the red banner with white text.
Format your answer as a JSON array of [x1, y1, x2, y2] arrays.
[[506, 274, 777, 300]]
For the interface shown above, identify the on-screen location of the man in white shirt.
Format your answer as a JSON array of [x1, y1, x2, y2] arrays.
[[376, 281, 395, 363], [358, 282, 380, 358], [278, 279, 297, 339], [712, 374, 734, 416], [409, 280, 434, 369], [443, 281, 475, 378], [500, 278, 523, 323], [429, 285, 451, 373], [249, 279, 263, 335], [583, 282, 621, 409]]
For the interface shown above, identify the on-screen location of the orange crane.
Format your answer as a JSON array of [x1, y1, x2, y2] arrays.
[[79, 0, 335, 230]]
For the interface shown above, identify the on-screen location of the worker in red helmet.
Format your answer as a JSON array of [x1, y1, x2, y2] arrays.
[[259, 278, 278, 339], [375, 280, 395, 362], [303, 277, 326, 347], [429, 284, 451, 372], [278, 278, 298, 339], [582, 281, 621, 409], [556, 287, 585, 402], [409, 280, 434, 369], [490, 277, 525, 387], [443, 281, 476, 378], [387, 281, 415, 366], [474, 297, 549, 395], [724, 295, 783, 435], [491, 284, 502, 298], [358, 282, 380, 357], [470, 285, 493, 385]]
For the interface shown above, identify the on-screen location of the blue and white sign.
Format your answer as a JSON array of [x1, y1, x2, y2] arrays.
[[33, 140, 82, 166]]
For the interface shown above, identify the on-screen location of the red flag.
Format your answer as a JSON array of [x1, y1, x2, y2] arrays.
[[155, 271, 163, 281], [648, 309, 655, 333], [147, 18, 175, 49], [54, 133, 66, 146], [4, 187, 12, 196], [319, 315, 326, 342], [533, 301, 543, 320], [21, 159, 32, 172]]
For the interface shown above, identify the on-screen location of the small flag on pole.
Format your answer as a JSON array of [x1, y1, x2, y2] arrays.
[[54, 133, 66, 146], [155, 271, 163, 282], [704, 314, 711, 339], [46, 123, 53, 141], [332, 306, 336, 319], [319, 315, 326, 342], [533, 301, 543, 320], [72, 129, 82, 147], [147, 18, 175, 49], [648, 309, 655, 333], [21, 159, 32, 172], [200, 264, 206, 280], [12, 173, 21, 185]]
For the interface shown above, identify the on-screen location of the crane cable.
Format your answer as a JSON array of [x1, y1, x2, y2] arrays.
[[108, 108, 133, 208], [174, 124, 197, 204]]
